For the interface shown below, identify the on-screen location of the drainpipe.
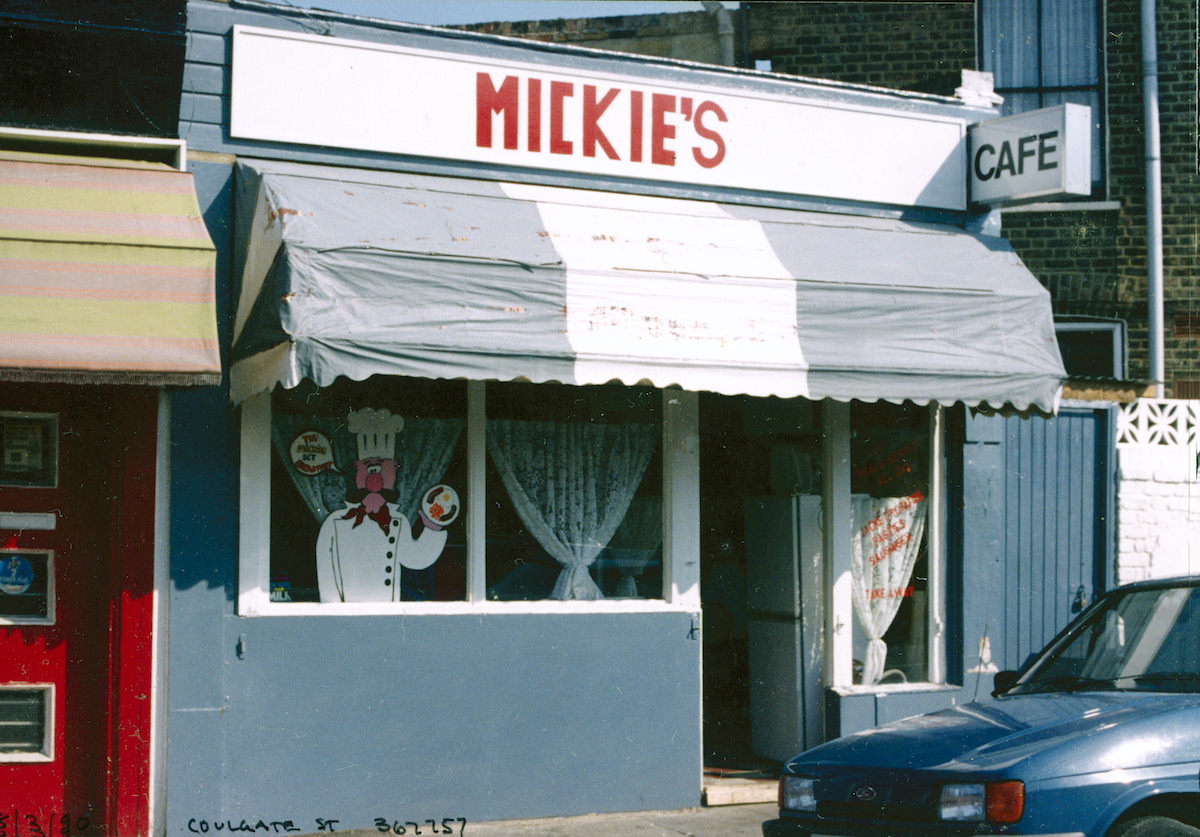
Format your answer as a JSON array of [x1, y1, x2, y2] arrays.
[[1143, 0, 1164, 397], [702, 1, 735, 66]]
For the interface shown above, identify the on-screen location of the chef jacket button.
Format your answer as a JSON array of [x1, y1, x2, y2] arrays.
[[389, 537, 395, 543], [384, 578, 392, 586], [387, 551, 393, 558], [391, 520, 399, 527], [385, 566, 392, 573]]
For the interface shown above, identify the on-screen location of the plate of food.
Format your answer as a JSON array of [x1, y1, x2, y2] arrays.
[[422, 484, 460, 526]]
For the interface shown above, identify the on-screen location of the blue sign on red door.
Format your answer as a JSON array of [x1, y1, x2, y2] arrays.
[[0, 554, 34, 595]]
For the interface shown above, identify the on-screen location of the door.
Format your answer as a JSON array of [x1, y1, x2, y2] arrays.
[[958, 405, 1116, 688], [0, 383, 157, 835], [745, 495, 824, 761]]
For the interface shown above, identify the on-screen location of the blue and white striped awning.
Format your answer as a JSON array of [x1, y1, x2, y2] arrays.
[[230, 159, 1064, 412]]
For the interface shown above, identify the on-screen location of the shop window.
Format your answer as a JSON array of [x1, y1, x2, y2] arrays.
[[849, 402, 932, 686], [979, 0, 1105, 197], [268, 378, 468, 604], [484, 382, 662, 601], [243, 377, 668, 613]]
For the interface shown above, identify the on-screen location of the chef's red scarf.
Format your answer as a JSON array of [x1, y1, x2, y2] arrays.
[[343, 504, 391, 535]]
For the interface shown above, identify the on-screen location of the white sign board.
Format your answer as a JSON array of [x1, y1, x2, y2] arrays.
[[968, 104, 1091, 205], [230, 26, 970, 210]]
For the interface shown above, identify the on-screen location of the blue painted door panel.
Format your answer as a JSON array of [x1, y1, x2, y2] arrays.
[[960, 406, 1115, 683]]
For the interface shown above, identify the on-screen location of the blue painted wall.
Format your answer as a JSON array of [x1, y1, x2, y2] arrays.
[[166, 95, 702, 833]]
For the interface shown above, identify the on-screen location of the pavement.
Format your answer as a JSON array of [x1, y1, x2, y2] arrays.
[[336, 776, 779, 836], [453, 801, 778, 836], [338, 801, 778, 837]]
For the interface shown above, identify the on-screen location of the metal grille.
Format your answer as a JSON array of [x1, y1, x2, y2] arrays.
[[0, 689, 48, 754]]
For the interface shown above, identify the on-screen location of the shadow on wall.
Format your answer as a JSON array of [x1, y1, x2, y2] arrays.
[[170, 385, 240, 594]]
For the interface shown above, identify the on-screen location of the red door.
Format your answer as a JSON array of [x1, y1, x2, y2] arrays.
[[0, 384, 157, 836]]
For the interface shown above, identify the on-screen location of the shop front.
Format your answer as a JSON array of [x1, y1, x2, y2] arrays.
[[167, 1, 1065, 830], [0, 132, 220, 834]]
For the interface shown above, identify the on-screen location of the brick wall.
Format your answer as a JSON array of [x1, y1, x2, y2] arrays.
[[744, 1, 974, 96], [466, 10, 728, 64], [1116, 399, 1200, 582]]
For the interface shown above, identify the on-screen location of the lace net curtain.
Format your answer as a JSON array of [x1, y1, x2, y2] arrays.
[[487, 419, 658, 600], [610, 497, 663, 597], [272, 414, 465, 523], [850, 494, 927, 685]]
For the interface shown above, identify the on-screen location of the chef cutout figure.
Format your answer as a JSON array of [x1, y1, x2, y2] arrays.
[[315, 408, 458, 602]]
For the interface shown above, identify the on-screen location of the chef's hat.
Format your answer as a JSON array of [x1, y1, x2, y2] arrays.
[[347, 408, 404, 460]]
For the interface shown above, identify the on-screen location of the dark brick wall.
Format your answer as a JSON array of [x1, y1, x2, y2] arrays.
[[466, 10, 728, 64], [1007, 0, 1200, 388], [744, 1, 974, 96], [464, 0, 1200, 391]]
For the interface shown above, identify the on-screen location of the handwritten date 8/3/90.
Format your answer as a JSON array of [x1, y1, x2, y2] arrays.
[[0, 811, 91, 837], [375, 818, 466, 835]]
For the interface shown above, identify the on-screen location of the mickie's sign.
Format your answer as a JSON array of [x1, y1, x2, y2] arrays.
[[230, 25, 969, 210], [475, 72, 728, 169]]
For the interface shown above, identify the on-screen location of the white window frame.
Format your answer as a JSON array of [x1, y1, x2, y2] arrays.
[[238, 381, 700, 616], [0, 126, 188, 171], [824, 401, 947, 693], [0, 684, 54, 763], [1055, 319, 1126, 379]]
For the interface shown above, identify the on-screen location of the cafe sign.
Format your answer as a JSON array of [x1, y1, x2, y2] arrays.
[[968, 103, 1092, 205]]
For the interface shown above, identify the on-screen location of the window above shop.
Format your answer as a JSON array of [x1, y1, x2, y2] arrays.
[[979, 0, 1106, 199], [240, 377, 685, 615], [1055, 319, 1126, 379]]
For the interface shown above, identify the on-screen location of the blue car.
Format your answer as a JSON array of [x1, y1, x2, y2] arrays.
[[764, 576, 1200, 837]]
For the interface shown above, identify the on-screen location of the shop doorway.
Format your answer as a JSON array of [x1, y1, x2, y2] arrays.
[[0, 384, 157, 834], [699, 394, 822, 779]]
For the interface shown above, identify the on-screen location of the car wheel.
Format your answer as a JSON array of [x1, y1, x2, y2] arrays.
[[1108, 816, 1200, 837]]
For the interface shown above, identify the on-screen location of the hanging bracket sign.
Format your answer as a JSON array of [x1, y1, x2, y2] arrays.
[[968, 103, 1092, 206]]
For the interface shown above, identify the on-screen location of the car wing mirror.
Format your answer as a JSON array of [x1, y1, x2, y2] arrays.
[[992, 670, 1019, 697]]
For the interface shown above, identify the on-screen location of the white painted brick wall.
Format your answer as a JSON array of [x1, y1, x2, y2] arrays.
[[1115, 399, 1200, 584]]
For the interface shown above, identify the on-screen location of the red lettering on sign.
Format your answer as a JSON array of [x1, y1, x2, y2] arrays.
[[651, 93, 676, 166], [630, 90, 644, 163], [583, 84, 620, 160], [473, 72, 729, 171], [527, 77, 542, 152], [476, 73, 518, 150], [550, 80, 574, 155], [692, 100, 727, 168]]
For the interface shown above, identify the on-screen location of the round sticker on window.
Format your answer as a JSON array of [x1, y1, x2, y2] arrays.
[[0, 555, 33, 595], [290, 431, 339, 475]]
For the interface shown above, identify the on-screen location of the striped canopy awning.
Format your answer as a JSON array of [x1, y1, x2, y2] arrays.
[[0, 151, 221, 386], [230, 159, 1064, 412]]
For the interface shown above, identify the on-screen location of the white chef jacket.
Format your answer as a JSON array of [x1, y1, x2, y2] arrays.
[[315, 502, 446, 602]]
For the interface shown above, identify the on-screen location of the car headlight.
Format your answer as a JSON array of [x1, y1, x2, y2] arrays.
[[779, 776, 816, 811], [938, 781, 1024, 824]]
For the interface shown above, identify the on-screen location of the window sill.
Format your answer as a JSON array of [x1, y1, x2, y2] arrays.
[[237, 597, 697, 617], [829, 682, 959, 697], [999, 199, 1120, 214]]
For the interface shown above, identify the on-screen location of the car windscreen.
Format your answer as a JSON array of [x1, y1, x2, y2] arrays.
[[1010, 583, 1200, 694]]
